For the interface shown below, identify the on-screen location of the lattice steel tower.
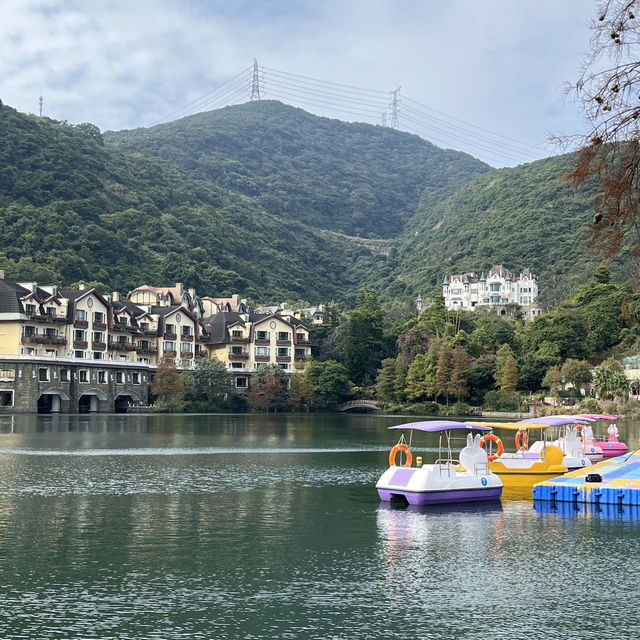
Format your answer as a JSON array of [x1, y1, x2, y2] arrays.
[[251, 58, 261, 101]]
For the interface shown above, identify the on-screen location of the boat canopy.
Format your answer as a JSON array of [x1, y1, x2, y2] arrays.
[[519, 416, 589, 427], [466, 421, 553, 431], [387, 420, 492, 433], [573, 413, 617, 420]]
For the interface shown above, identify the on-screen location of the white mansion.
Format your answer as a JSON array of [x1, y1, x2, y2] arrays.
[[442, 264, 542, 319]]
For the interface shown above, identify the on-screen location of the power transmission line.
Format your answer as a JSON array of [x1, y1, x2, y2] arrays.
[[149, 61, 554, 166]]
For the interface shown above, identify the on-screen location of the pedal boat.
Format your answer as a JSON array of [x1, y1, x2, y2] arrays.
[[573, 414, 628, 459], [519, 416, 601, 468], [465, 420, 568, 490], [376, 420, 503, 506]]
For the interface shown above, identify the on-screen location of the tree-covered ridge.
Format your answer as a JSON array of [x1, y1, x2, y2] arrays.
[[382, 153, 618, 306], [104, 100, 490, 239], [0, 103, 383, 302]]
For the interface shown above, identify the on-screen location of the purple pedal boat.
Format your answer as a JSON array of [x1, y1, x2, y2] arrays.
[[376, 420, 503, 506]]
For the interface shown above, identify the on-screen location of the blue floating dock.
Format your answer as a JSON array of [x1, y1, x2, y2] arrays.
[[533, 452, 640, 506]]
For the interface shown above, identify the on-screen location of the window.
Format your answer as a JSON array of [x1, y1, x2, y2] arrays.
[[277, 331, 290, 341], [181, 326, 192, 335], [232, 330, 243, 339], [255, 346, 269, 356], [490, 283, 501, 292], [0, 369, 15, 381], [38, 367, 50, 382], [137, 357, 150, 365], [98, 370, 107, 384], [256, 330, 269, 340], [165, 324, 175, 334], [74, 350, 85, 359], [132, 372, 141, 385], [75, 309, 87, 321], [74, 329, 87, 341], [277, 347, 290, 357], [25, 303, 37, 315], [93, 331, 105, 343], [79, 370, 89, 383], [117, 315, 128, 326], [22, 347, 37, 355], [23, 326, 36, 337], [231, 362, 244, 369], [0, 391, 13, 406], [115, 371, 124, 384], [93, 312, 105, 324], [163, 341, 175, 351], [93, 352, 103, 360], [60, 369, 70, 382], [235, 377, 248, 388]]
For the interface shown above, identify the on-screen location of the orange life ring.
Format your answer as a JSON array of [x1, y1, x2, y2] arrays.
[[479, 433, 504, 461], [515, 429, 529, 451], [389, 443, 412, 467]]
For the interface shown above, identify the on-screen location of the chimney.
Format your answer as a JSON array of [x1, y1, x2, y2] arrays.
[[176, 282, 184, 297], [112, 291, 120, 302], [188, 288, 196, 299], [78, 283, 86, 291], [232, 293, 240, 308], [0, 269, 4, 279], [32, 282, 38, 293]]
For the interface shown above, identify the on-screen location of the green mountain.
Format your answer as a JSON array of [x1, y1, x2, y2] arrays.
[[104, 100, 489, 239], [2, 99, 616, 310], [0, 100, 488, 303]]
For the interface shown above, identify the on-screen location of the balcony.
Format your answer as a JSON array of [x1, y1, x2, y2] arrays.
[[74, 319, 89, 328], [296, 336, 311, 345], [92, 341, 106, 350], [137, 346, 158, 355], [93, 322, 107, 329], [276, 355, 291, 362], [230, 335, 250, 343], [27, 313, 67, 324], [180, 351, 194, 358], [276, 339, 291, 346], [73, 340, 88, 349], [164, 350, 177, 357], [228, 348, 249, 359], [22, 335, 67, 345], [255, 355, 270, 362], [180, 333, 194, 341], [294, 351, 308, 361], [255, 338, 270, 345], [163, 332, 177, 340], [109, 342, 136, 351]]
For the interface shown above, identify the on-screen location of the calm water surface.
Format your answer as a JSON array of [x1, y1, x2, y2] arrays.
[[0, 412, 639, 639]]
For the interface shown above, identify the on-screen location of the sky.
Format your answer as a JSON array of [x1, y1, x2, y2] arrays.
[[0, 0, 601, 167]]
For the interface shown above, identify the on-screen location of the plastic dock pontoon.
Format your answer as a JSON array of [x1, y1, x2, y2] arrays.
[[533, 452, 640, 506]]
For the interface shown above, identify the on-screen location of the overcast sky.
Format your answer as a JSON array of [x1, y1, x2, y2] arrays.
[[1, 0, 599, 167]]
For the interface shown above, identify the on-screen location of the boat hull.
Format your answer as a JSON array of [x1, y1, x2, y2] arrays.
[[594, 441, 628, 459], [377, 486, 502, 505], [376, 464, 503, 506]]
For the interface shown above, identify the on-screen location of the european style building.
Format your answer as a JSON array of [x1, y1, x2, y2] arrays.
[[442, 264, 542, 319], [0, 273, 311, 413]]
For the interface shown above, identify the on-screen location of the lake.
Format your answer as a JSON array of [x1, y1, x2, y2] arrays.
[[0, 412, 638, 639]]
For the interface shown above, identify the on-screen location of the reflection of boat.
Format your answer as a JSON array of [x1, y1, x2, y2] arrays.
[[466, 420, 568, 491], [573, 413, 628, 459], [377, 500, 503, 516], [376, 420, 503, 506]]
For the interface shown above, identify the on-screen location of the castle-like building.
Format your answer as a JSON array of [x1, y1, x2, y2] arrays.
[[0, 272, 313, 413], [442, 265, 542, 319]]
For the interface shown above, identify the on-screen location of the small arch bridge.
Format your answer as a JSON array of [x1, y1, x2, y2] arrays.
[[336, 399, 380, 412]]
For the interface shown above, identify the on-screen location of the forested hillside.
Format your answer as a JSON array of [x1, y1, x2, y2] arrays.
[[104, 101, 489, 239], [0, 103, 385, 301], [0, 99, 614, 309]]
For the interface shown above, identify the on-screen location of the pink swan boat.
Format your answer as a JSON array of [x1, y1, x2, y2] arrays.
[[573, 414, 628, 459]]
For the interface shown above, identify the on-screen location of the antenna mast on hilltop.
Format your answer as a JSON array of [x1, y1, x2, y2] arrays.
[[39, 90, 43, 117], [389, 86, 400, 129], [251, 58, 261, 101]]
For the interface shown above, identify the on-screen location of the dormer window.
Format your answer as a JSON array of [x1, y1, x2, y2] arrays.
[[25, 304, 36, 315]]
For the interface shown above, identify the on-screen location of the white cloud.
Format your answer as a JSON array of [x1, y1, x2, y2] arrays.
[[0, 0, 596, 165]]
